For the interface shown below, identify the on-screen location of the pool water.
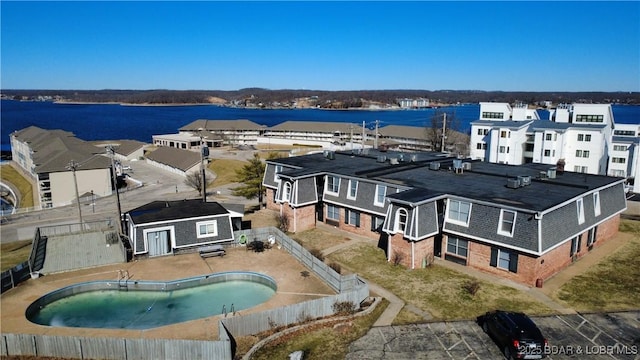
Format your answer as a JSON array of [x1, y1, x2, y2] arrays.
[[26, 273, 276, 329]]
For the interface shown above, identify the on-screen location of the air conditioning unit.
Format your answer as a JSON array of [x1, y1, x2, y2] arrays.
[[389, 157, 399, 165], [518, 175, 531, 186], [377, 155, 387, 163], [547, 168, 557, 179], [507, 178, 521, 189], [429, 162, 441, 171], [462, 162, 472, 170]]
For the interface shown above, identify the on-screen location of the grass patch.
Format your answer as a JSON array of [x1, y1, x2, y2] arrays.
[[0, 164, 34, 208], [328, 242, 554, 321], [1, 240, 32, 271], [290, 228, 351, 252], [248, 298, 388, 360], [208, 158, 247, 187], [556, 233, 640, 312], [392, 307, 429, 325]]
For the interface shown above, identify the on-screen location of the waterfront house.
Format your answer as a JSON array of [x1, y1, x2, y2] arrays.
[[124, 199, 235, 257], [262, 149, 627, 286]]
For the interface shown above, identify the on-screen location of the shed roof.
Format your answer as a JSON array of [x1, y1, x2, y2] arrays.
[[127, 199, 229, 224], [145, 147, 201, 171]]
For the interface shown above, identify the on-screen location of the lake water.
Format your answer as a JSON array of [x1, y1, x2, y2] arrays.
[[2, 100, 638, 152]]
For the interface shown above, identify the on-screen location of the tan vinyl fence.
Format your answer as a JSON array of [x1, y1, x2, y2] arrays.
[[2, 227, 369, 360]]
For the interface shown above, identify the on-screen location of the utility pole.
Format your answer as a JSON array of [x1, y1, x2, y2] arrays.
[[106, 146, 124, 233], [441, 113, 447, 152], [374, 120, 379, 149], [362, 121, 365, 150], [66, 160, 83, 226], [200, 136, 209, 202], [349, 125, 353, 151]]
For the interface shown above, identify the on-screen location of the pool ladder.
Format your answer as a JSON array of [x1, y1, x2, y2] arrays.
[[222, 303, 236, 317], [117, 270, 130, 290]]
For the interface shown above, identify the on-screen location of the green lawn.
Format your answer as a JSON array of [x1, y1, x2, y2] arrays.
[[1, 240, 32, 272], [0, 164, 34, 208]]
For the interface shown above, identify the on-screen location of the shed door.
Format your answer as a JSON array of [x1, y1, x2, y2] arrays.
[[147, 230, 171, 256]]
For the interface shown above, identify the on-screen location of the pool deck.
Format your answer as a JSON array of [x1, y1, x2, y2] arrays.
[[0, 246, 336, 341]]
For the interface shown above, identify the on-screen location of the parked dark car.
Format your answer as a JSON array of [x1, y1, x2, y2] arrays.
[[478, 310, 548, 359]]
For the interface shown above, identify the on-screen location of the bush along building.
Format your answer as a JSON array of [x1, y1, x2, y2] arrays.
[[262, 149, 627, 286]]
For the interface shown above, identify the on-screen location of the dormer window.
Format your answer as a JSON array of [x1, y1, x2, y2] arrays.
[[447, 199, 471, 226], [326, 175, 340, 195], [283, 182, 292, 202], [395, 208, 408, 233], [374, 184, 386, 207]]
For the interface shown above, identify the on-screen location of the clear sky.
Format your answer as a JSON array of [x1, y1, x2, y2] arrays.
[[1, 1, 639, 92]]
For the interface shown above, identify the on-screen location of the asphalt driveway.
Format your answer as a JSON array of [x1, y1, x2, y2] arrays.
[[347, 311, 640, 359]]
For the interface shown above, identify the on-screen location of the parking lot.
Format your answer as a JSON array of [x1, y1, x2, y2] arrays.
[[347, 311, 640, 359]]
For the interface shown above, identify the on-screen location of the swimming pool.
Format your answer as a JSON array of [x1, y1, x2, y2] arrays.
[[25, 271, 277, 330]]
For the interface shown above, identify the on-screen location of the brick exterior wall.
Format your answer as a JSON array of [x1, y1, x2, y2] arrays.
[[265, 189, 279, 211], [323, 204, 382, 240], [388, 234, 435, 269]]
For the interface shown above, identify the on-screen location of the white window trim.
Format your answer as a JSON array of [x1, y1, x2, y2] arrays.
[[577, 198, 585, 224], [374, 184, 386, 207], [283, 182, 292, 202], [196, 220, 218, 239], [446, 237, 468, 258], [446, 199, 472, 227], [497, 209, 516, 237], [593, 191, 601, 217], [347, 179, 358, 200], [395, 208, 408, 233], [346, 209, 360, 227], [326, 204, 339, 221], [273, 165, 282, 182], [325, 175, 340, 196]]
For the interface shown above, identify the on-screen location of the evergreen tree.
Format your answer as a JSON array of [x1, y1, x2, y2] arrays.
[[232, 153, 266, 204]]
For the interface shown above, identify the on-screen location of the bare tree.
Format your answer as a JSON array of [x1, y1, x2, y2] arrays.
[[184, 171, 206, 193], [424, 109, 469, 155]]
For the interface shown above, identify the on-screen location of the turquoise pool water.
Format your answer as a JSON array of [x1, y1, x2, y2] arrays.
[[26, 272, 276, 330]]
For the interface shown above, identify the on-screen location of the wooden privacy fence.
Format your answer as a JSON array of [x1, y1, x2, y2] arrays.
[[2, 227, 369, 360]]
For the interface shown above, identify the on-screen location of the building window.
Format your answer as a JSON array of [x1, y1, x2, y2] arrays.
[[574, 165, 588, 173], [576, 114, 604, 123], [326, 204, 339, 220], [613, 145, 627, 151], [545, 133, 552, 141], [577, 133, 591, 141], [593, 192, 601, 217], [577, 198, 585, 224], [346, 209, 360, 227], [395, 208, 408, 233], [274, 165, 282, 182], [500, 130, 508, 138], [374, 184, 386, 207], [587, 226, 598, 247], [576, 150, 590, 158], [476, 143, 483, 150], [570, 235, 581, 257], [371, 215, 385, 232], [447, 237, 468, 257], [477, 129, 484, 135], [347, 179, 358, 200], [490, 248, 518, 273], [612, 157, 626, 164], [326, 175, 340, 195], [196, 220, 218, 238], [499, 146, 505, 153], [447, 199, 471, 226], [544, 149, 551, 157], [283, 182, 292, 202], [498, 210, 516, 236], [482, 112, 504, 119]]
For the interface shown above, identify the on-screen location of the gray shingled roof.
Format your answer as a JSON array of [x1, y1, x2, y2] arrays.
[[145, 146, 201, 171], [179, 119, 264, 131], [90, 140, 148, 156], [13, 126, 111, 173], [128, 199, 229, 224]]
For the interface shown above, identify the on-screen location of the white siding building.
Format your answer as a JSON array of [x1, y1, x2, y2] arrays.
[[471, 102, 640, 192]]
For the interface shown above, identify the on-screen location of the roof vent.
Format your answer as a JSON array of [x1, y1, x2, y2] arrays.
[[547, 167, 556, 179], [462, 162, 472, 171], [325, 151, 335, 160], [539, 171, 547, 179], [452, 159, 463, 174], [507, 178, 520, 189], [429, 162, 441, 171]]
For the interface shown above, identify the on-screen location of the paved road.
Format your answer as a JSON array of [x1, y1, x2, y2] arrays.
[[347, 311, 640, 360], [1, 148, 257, 243]]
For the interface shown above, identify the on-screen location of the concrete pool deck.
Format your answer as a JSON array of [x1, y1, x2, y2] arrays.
[[0, 246, 336, 341]]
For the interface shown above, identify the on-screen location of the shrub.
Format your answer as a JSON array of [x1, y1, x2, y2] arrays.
[[463, 280, 481, 296], [332, 301, 356, 315], [309, 248, 325, 261], [392, 252, 404, 266], [277, 213, 290, 233]]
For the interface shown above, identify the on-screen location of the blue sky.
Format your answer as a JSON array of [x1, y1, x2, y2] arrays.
[[1, 1, 639, 92]]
